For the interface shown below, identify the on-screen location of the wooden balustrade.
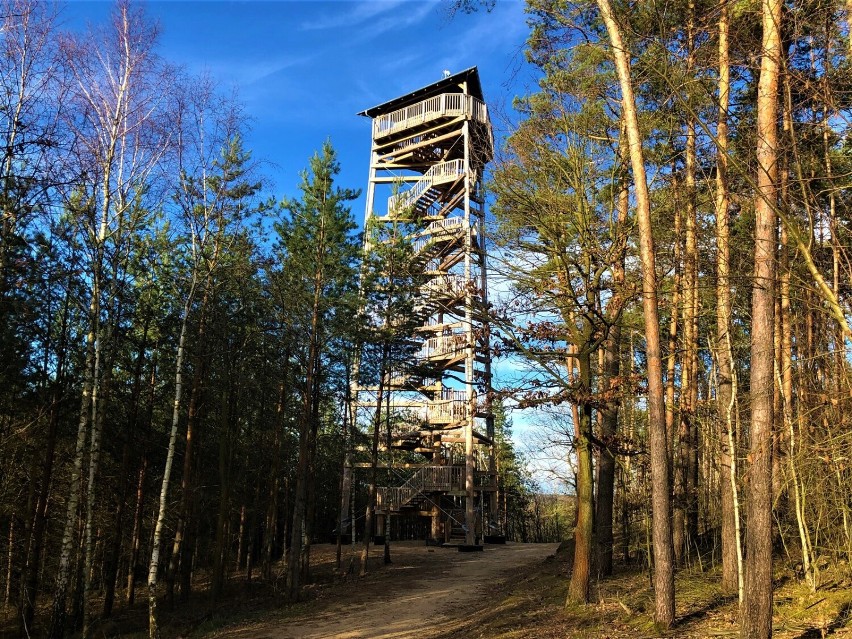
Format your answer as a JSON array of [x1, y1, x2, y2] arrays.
[[427, 217, 464, 233], [373, 93, 488, 140], [422, 273, 467, 299], [388, 159, 464, 213], [376, 465, 465, 512], [421, 333, 467, 359], [412, 216, 468, 254], [427, 397, 467, 423]]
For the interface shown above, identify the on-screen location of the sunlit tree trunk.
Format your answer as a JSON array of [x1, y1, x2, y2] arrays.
[[147, 290, 193, 639], [715, 0, 741, 597], [166, 286, 210, 607], [567, 343, 593, 604], [741, 0, 781, 633], [596, 0, 675, 626]]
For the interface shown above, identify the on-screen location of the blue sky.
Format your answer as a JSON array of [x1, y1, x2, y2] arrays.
[[66, 0, 536, 221]]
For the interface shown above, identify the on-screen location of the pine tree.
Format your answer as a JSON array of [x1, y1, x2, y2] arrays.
[[278, 141, 360, 601]]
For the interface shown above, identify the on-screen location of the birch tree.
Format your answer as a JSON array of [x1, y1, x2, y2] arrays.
[[49, 3, 173, 636], [147, 83, 256, 634]]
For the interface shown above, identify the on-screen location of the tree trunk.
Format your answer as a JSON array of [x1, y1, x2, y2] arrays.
[[335, 384, 352, 574], [103, 319, 149, 619], [126, 454, 148, 606], [674, 4, 699, 566], [596, 295, 622, 576], [284, 210, 327, 602], [301, 364, 322, 586], [147, 289, 194, 639], [212, 386, 235, 601], [596, 129, 629, 578], [166, 289, 209, 608], [567, 347, 593, 604], [127, 352, 157, 607], [83, 319, 114, 639], [48, 292, 97, 639], [741, 0, 781, 633], [20, 284, 69, 632], [264, 369, 289, 581], [4, 514, 14, 608], [102, 444, 128, 619], [284, 336, 315, 599], [596, 0, 675, 626], [383, 376, 393, 565], [715, 0, 740, 597], [665, 183, 682, 476], [597, 0, 674, 628], [360, 343, 389, 577]]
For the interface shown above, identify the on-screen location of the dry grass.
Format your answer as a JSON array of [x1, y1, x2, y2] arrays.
[[438, 544, 852, 639]]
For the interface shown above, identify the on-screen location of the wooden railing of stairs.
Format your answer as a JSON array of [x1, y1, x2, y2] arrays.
[[376, 465, 463, 514], [388, 159, 465, 215]]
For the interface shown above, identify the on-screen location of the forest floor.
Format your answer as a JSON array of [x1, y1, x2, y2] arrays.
[[201, 541, 560, 639], [4, 540, 851, 638], [200, 540, 852, 639]]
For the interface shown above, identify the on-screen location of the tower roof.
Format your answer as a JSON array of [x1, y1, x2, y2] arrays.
[[357, 66, 484, 118]]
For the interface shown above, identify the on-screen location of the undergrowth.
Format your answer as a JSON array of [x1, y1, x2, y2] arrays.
[[441, 544, 852, 639]]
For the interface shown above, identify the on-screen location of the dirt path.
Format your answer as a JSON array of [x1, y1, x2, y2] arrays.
[[216, 542, 558, 639]]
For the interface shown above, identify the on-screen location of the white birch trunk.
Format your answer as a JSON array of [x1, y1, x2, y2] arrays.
[[146, 287, 194, 639]]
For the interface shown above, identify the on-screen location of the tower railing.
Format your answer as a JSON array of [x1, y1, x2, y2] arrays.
[[428, 388, 468, 424], [420, 333, 467, 360], [388, 159, 464, 214], [376, 465, 464, 512], [373, 93, 488, 139], [422, 273, 467, 299], [412, 220, 468, 255], [425, 217, 464, 233]]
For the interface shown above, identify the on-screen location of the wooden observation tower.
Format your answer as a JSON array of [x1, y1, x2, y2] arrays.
[[354, 67, 497, 547]]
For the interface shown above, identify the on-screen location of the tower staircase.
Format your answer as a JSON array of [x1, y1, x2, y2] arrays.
[[376, 465, 464, 514], [354, 68, 497, 548], [388, 159, 465, 215]]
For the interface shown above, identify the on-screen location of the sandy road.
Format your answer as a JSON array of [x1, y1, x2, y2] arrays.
[[215, 542, 558, 639]]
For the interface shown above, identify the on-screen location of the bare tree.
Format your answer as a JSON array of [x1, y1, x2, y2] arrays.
[[148, 78, 252, 634], [48, 3, 173, 637]]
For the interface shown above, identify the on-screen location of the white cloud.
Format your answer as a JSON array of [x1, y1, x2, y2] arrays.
[[353, 0, 438, 42], [299, 0, 408, 31]]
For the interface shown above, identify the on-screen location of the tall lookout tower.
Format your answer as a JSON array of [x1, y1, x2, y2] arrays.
[[354, 67, 497, 548]]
